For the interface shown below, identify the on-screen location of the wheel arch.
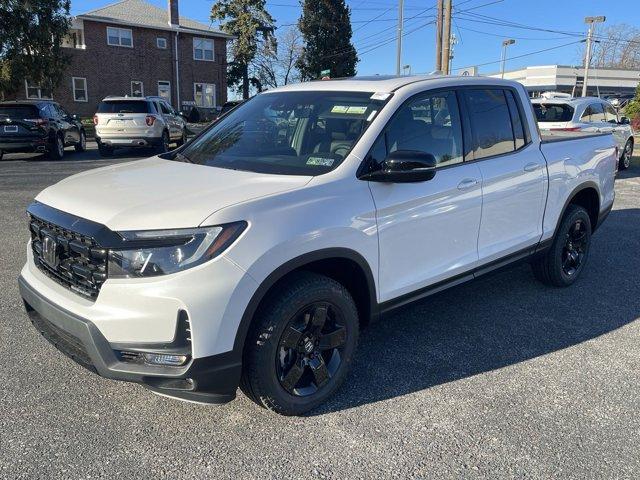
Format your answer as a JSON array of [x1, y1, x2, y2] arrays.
[[557, 182, 601, 235], [232, 248, 378, 359]]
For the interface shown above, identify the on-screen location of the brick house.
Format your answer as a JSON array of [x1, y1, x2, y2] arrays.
[[19, 0, 232, 118]]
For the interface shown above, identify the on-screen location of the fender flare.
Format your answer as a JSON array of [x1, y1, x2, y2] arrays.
[[230, 248, 378, 360], [551, 181, 601, 240]]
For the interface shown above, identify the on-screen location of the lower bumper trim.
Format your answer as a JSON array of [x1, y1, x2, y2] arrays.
[[19, 275, 241, 401]]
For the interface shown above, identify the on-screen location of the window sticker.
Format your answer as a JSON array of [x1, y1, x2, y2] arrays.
[[346, 106, 367, 114], [366, 110, 378, 122], [330, 105, 349, 114], [371, 92, 391, 101], [306, 156, 335, 166]]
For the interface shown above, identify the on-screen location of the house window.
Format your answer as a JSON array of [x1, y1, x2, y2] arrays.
[[193, 38, 214, 61], [194, 83, 216, 107], [62, 28, 86, 49], [157, 37, 167, 49], [25, 80, 52, 99], [158, 81, 171, 103], [131, 80, 144, 97], [72, 77, 88, 102], [107, 27, 133, 47]]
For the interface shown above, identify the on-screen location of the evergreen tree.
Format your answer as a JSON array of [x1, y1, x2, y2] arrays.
[[297, 0, 358, 80], [211, 0, 275, 99], [0, 0, 71, 99]]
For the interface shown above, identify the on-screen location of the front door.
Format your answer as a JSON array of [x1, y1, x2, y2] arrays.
[[366, 90, 483, 302], [462, 88, 547, 263]]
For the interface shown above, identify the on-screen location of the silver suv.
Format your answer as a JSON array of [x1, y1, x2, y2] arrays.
[[94, 96, 187, 156]]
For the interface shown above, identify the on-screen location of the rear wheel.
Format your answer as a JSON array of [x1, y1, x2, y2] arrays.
[[531, 204, 592, 287], [48, 135, 64, 160], [156, 131, 170, 154], [619, 138, 633, 170], [74, 131, 87, 152], [241, 272, 359, 415], [98, 143, 114, 157]]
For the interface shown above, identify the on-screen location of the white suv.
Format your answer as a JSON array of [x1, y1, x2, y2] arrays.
[[532, 95, 634, 170], [94, 96, 187, 156], [20, 76, 616, 415]]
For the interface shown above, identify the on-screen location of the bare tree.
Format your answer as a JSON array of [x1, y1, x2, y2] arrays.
[[251, 27, 303, 90], [589, 24, 640, 69]]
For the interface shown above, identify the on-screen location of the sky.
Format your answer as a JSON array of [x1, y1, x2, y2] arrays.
[[73, 0, 640, 76]]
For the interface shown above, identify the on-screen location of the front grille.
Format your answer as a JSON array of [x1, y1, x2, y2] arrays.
[[29, 311, 96, 373], [29, 215, 107, 299]]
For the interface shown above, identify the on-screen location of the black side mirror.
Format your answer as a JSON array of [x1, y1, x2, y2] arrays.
[[619, 116, 630, 125], [360, 150, 437, 183]]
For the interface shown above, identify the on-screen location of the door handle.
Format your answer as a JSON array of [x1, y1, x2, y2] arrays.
[[523, 162, 541, 172], [457, 178, 478, 190]]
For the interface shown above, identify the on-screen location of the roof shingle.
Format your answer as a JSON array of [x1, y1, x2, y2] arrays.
[[78, 0, 232, 38]]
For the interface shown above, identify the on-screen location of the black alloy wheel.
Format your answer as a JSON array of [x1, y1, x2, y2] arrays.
[[561, 218, 588, 277], [276, 303, 347, 397]]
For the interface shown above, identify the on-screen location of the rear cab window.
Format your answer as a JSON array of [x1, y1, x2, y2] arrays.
[[97, 100, 152, 114]]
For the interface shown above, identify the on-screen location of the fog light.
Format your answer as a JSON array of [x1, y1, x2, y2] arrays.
[[143, 353, 189, 366]]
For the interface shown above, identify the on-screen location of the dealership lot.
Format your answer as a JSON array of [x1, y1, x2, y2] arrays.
[[1, 144, 639, 478]]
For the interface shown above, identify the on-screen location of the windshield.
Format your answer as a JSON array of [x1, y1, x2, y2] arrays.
[[177, 91, 384, 175], [532, 103, 574, 123], [97, 100, 151, 114]]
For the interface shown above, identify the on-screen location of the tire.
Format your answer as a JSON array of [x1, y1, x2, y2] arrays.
[[98, 143, 114, 157], [175, 130, 187, 147], [48, 135, 64, 160], [531, 204, 592, 287], [156, 131, 170, 154], [619, 138, 633, 170], [240, 271, 359, 415], [74, 131, 87, 153]]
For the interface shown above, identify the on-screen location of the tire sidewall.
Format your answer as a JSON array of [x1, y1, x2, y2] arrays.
[[250, 278, 359, 414], [550, 205, 592, 286]]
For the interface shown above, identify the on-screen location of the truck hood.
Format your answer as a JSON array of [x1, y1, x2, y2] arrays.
[[36, 157, 312, 231]]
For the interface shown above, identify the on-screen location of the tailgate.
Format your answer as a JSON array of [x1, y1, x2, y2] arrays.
[[98, 114, 149, 134]]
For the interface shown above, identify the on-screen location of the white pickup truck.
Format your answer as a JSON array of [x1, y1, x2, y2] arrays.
[[19, 76, 617, 415]]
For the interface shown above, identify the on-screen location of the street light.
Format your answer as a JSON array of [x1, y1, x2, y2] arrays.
[[402, 64, 411, 76], [582, 16, 606, 97], [500, 39, 516, 79]]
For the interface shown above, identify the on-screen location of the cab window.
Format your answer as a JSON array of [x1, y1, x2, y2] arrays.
[[589, 103, 606, 123], [604, 103, 618, 124], [381, 90, 464, 167], [464, 89, 515, 159]]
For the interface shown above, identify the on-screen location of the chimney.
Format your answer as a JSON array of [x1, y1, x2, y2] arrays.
[[168, 0, 179, 26]]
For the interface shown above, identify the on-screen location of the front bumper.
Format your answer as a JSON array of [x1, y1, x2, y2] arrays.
[[19, 275, 241, 403]]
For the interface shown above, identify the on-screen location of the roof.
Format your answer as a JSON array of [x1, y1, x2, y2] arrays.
[[265, 74, 521, 94], [78, 0, 233, 39]]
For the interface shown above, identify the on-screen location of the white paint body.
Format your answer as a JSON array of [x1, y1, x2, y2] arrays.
[[22, 76, 617, 359]]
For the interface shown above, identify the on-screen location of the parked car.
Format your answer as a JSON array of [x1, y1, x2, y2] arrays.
[[19, 76, 617, 415], [94, 96, 187, 156], [0, 100, 86, 160], [532, 95, 634, 170]]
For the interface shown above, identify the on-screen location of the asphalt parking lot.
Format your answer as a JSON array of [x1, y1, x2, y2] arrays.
[[1, 142, 639, 479]]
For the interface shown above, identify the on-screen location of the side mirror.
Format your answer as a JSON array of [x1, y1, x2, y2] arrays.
[[619, 116, 630, 125], [360, 150, 437, 183]]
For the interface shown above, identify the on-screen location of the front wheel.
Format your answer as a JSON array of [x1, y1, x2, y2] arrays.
[[156, 131, 170, 154], [619, 139, 633, 170], [531, 204, 592, 287], [241, 272, 359, 415], [74, 131, 87, 152]]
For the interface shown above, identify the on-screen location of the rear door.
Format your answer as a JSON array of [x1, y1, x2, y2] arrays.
[[159, 101, 180, 139], [463, 88, 547, 263], [0, 104, 45, 141], [367, 89, 483, 302]]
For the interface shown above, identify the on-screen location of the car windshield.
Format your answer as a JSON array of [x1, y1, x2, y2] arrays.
[[0, 105, 40, 119], [532, 103, 574, 122], [97, 100, 151, 114], [176, 91, 385, 175]]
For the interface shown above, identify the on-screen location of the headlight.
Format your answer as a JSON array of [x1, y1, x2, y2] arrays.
[[108, 221, 247, 278]]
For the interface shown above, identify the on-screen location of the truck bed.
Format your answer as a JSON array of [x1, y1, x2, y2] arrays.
[[540, 131, 608, 143]]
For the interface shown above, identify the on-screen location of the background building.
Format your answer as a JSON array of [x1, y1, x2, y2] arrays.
[[488, 65, 640, 98], [17, 0, 232, 118]]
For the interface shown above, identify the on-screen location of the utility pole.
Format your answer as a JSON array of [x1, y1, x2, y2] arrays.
[[441, 0, 452, 75], [396, 0, 404, 75], [582, 15, 605, 97], [500, 39, 515, 78], [435, 0, 443, 71]]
